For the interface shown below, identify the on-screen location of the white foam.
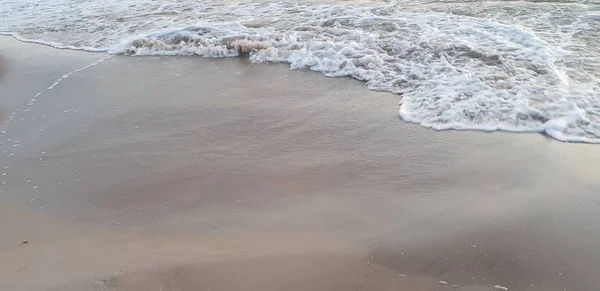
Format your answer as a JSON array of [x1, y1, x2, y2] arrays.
[[1, 0, 599, 142], [0, 32, 107, 52]]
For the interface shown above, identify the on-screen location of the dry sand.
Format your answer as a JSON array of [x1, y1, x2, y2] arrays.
[[1, 36, 600, 291]]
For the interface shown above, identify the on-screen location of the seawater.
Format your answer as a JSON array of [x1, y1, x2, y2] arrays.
[[1, 0, 599, 142]]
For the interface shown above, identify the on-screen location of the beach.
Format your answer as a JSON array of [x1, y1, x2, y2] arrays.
[[1, 36, 600, 291]]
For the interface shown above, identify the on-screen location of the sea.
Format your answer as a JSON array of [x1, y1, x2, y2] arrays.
[[1, 0, 599, 143]]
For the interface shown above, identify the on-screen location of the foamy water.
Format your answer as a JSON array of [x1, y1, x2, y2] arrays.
[[1, 0, 599, 142]]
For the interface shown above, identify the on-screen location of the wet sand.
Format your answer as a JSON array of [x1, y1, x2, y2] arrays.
[[1, 37, 600, 291]]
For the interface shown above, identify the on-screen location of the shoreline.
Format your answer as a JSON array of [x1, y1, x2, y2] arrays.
[[1, 36, 600, 291], [2, 33, 599, 144]]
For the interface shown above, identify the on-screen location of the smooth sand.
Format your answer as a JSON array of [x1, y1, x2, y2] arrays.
[[1, 37, 600, 291]]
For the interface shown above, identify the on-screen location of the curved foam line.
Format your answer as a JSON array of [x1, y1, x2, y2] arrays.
[[1, 32, 108, 53]]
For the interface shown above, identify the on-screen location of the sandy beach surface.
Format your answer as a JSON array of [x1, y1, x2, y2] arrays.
[[1, 37, 600, 291]]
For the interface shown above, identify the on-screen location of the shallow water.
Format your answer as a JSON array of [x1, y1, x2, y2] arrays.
[[0, 0, 599, 142]]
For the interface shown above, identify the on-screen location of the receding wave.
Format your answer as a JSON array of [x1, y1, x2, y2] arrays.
[[1, 0, 599, 142]]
